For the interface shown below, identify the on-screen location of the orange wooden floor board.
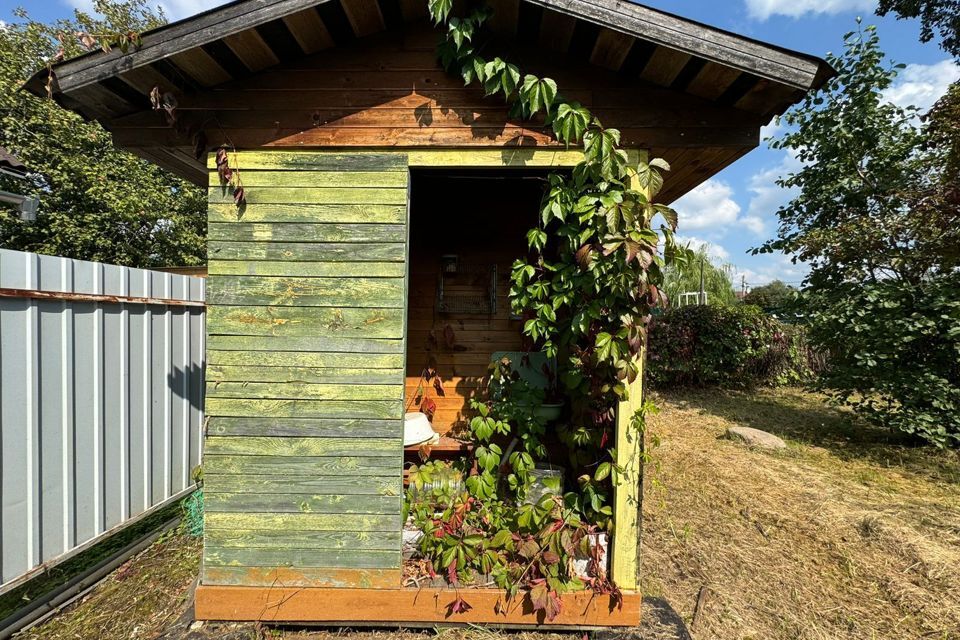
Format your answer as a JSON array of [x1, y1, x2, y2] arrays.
[[195, 586, 642, 628]]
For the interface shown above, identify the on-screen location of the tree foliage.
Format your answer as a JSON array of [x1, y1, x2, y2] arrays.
[[757, 25, 958, 286], [760, 25, 960, 446], [876, 0, 960, 58], [742, 279, 798, 313], [0, 0, 206, 268], [806, 276, 960, 448], [661, 246, 738, 307]]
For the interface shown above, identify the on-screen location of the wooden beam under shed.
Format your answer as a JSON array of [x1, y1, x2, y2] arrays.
[[195, 585, 641, 626]]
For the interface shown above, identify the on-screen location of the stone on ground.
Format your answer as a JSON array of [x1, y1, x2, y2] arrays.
[[725, 426, 787, 450]]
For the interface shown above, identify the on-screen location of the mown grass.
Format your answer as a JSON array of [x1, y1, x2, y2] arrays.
[[642, 387, 960, 639], [21, 388, 960, 639]]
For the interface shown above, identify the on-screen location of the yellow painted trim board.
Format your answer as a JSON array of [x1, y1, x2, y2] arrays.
[[407, 149, 583, 167], [207, 148, 588, 170], [610, 148, 648, 590]]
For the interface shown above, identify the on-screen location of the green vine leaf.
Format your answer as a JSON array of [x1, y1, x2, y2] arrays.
[[428, 0, 453, 24], [552, 102, 591, 145], [521, 75, 558, 116]]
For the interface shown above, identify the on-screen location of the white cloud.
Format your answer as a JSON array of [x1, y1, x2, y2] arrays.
[[673, 179, 767, 237], [746, 150, 802, 222], [744, 0, 874, 20], [759, 119, 783, 141], [675, 235, 731, 262], [157, 0, 228, 20], [884, 60, 960, 112], [673, 179, 741, 230]]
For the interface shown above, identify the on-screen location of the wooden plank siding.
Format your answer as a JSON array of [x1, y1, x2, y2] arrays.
[[109, 26, 761, 155], [203, 150, 410, 588]]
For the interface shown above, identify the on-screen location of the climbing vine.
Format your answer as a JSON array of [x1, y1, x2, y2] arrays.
[[403, 0, 690, 621]]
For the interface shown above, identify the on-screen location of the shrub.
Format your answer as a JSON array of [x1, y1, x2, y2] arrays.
[[806, 274, 960, 448], [647, 304, 814, 388]]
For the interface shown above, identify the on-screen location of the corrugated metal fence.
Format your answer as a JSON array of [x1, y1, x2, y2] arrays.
[[0, 249, 205, 590]]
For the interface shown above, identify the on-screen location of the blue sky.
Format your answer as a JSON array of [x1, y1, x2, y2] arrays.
[[6, 0, 958, 287]]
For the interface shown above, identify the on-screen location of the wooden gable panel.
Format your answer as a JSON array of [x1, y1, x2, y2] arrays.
[[282, 8, 335, 54], [342, 0, 387, 37], [223, 28, 281, 72], [109, 27, 760, 158], [170, 48, 232, 86], [640, 47, 691, 86], [590, 27, 634, 71], [538, 7, 577, 52]]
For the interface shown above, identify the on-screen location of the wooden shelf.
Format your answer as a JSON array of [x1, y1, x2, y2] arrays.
[[404, 435, 472, 455]]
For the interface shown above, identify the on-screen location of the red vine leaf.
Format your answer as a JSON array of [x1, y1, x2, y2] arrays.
[[448, 596, 472, 615], [77, 32, 97, 50], [420, 397, 437, 420], [529, 583, 563, 622]]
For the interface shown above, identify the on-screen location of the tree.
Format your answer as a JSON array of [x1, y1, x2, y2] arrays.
[[876, 0, 960, 58], [759, 25, 960, 447], [742, 280, 797, 313], [876, 0, 960, 273], [0, 0, 206, 268], [661, 246, 737, 307]]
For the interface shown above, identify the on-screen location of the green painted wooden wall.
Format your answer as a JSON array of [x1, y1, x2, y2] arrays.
[[202, 151, 409, 589]]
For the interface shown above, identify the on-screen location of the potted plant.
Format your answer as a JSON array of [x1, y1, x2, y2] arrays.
[[489, 351, 565, 423], [535, 359, 564, 422]]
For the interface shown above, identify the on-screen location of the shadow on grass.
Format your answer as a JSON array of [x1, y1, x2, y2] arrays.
[[659, 387, 960, 487]]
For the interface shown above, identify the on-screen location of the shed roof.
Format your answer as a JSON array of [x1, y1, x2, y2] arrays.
[[0, 147, 28, 178], [25, 0, 833, 198]]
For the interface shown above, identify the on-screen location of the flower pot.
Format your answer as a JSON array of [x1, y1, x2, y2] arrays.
[[534, 403, 564, 422]]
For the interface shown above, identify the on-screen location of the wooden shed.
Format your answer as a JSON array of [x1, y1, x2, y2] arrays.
[[29, 0, 831, 628]]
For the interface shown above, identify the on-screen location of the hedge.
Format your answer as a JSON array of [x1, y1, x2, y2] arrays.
[[647, 304, 816, 388]]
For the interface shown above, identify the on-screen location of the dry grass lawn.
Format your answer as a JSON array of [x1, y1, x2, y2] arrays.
[[643, 388, 960, 639], [19, 388, 960, 639]]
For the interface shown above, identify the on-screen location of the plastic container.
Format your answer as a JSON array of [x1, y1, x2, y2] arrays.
[[524, 463, 565, 505]]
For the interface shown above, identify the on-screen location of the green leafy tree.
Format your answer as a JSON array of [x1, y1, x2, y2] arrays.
[[0, 0, 206, 268], [662, 246, 737, 307], [876, 0, 960, 273], [876, 0, 960, 58], [742, 280, 797, 312], [759, 25, 960, 447]]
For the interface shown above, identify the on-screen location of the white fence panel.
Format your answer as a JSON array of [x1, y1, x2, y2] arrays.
[[0, 249, 205, 589]]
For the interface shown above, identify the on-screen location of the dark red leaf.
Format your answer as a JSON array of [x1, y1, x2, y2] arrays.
[[448, 596, 472, 615], [575, 244, 593, 269]]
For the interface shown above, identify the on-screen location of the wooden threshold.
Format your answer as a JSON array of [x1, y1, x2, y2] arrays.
[[195, 586, 641, 628]]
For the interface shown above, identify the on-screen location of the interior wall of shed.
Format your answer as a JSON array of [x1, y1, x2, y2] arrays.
[[405, 169, 552, 433]]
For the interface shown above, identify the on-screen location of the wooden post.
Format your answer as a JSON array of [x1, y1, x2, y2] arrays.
[[610, 149, 648, 591], [611, 357, 644, 590]]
